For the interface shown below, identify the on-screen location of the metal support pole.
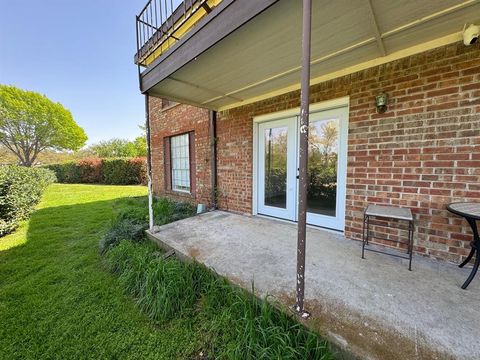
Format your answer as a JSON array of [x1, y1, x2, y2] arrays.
[[145, 94, 154, 231], [294, 0, 312, 319], [209, 110, 217, 209]]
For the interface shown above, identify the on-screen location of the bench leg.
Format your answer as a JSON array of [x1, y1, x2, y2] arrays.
[[408, 220, 413, 271], [366, 215, 370, 245], [362, 214, 367, 259]]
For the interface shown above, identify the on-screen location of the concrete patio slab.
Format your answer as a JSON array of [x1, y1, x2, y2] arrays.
[[147, 211, 480, 360]]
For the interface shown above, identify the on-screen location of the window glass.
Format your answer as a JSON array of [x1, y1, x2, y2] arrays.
[[170, 133, 190, 192]]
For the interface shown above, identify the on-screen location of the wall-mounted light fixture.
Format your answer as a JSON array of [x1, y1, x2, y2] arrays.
[[375, 93, 388, 113], [463, 24, 479, 46]]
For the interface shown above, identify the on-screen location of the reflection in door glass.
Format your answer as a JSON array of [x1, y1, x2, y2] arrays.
[[308, 119, 338, 217], [264, 127, 288, 209]]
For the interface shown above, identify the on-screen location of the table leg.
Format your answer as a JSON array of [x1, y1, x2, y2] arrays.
[[460, 217, 479, 290], [459, 246, 475, 268], [461, 251, 479, 290]]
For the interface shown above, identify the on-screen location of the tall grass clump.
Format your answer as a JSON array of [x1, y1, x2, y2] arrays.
[[107, 241, 200, 322], [105, 240, 333, 359], [101, 196, 333, 359], [99, 196, 195, 254], [112, 196, 195, 226]]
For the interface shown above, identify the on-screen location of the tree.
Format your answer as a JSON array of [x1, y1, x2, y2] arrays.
[[133, 135, 147, 157], [89, 136, 146, 158], [309, 121, 338, 163], [0, 85, 87, 166]]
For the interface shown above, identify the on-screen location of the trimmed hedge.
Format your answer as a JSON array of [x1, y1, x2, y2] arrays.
[[0, 166, 56, 236], [45, 157, 147, 185], [46, 162, 81, 183], [78, 157, 103, 183], [102, 158, 147, 185]]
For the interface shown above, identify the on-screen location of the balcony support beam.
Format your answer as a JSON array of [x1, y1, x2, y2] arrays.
[[294, 0, 312, 319], [145, 94, 154, 231]]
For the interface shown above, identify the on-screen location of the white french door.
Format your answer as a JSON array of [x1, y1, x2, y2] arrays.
[[256, 106, 348, 231], [257, 118, 297, 220], [304, 108, 348, 230]]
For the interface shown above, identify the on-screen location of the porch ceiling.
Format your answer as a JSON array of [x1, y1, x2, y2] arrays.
[[145, 0, 480, 111]]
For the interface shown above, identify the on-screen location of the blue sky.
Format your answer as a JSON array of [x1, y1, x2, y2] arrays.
[[0, 1, 171, 145]]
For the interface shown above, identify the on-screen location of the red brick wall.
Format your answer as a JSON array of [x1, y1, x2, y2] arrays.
[[150, 42, 480, 263], [341, 43, 480, 263], [215, 110, 254, 213], [149, 98, 213, 206]]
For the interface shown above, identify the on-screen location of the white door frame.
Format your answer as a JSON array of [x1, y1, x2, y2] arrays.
[[252, 96, 349, 231]]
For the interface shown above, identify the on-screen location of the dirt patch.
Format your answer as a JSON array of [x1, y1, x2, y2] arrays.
[[271, 292, 455, 360], [226, 274, 251, 290], [187, 246, 201, 259]]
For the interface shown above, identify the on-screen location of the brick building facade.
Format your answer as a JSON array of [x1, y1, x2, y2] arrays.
[[149, 41, 480, 263]]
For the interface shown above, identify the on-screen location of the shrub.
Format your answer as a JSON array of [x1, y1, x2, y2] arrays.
[[77, 157, 102, 183], [0, 166, 56, 236], [129, 157, 147, 185], [45, 157, 147, 185], [45, 161, 80, 183], [102, 158, 142, 185], [43, 163, 64, 182]]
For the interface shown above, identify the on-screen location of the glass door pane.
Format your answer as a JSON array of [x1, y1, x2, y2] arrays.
[[307, 118, 339, 217], [264, 127, 288, 208]]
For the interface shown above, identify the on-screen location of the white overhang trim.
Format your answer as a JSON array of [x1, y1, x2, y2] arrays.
[[253, 96, 350, 123], [218, 31, 463, 112]]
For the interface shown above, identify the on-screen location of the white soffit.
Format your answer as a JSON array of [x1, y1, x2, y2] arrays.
[[150, 0, 480, 110]]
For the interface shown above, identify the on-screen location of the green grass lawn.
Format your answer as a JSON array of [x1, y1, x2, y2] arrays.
[[0, 184, 206, 359], [0, 183, 333, 359]]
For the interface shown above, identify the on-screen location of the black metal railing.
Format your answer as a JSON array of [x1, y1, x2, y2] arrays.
[[135, 0, 213, 67]]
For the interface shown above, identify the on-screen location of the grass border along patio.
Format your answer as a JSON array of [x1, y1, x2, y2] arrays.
[[0, 183, 334, 359]]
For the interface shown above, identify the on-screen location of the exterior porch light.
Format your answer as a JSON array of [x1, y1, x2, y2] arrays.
[[375, 92, 388, 113], [463, 24, 479, 45]]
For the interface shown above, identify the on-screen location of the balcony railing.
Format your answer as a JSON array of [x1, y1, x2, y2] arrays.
[[135, 0, 219, 68]]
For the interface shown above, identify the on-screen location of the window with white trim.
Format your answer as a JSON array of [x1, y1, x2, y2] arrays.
[[170, 133, 190, 192]]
